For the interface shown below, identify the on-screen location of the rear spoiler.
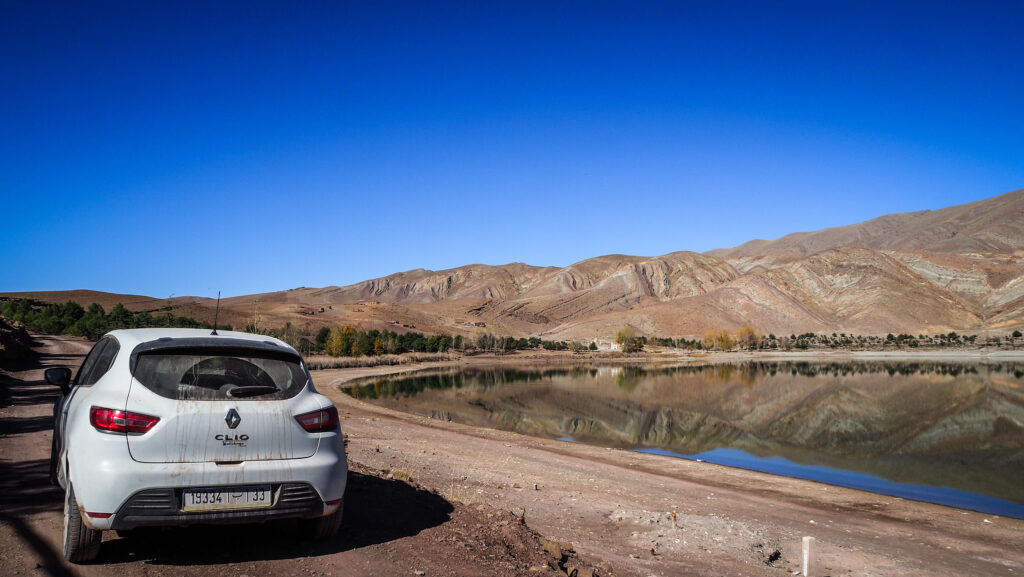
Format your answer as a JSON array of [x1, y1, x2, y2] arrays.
[[129, 337, 302, 373]]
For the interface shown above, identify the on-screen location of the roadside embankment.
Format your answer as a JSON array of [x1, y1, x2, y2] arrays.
[[0, 317, 34, 362]]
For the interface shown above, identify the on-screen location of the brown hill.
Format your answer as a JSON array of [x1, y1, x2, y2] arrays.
[[694, 248, 983, 334], [708, 188, 1024, 259], [4, 189, 1023, 338], [484, 252, 740, 335], [538, 247, 992, 340]]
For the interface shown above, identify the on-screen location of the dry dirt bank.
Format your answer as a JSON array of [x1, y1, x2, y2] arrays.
[[567, 348, 1024, 363], [682, 349, 1024, 362], [318, 353, 1024, 577], [380, 348, 1024, 369], [0, 337, 598, 577]]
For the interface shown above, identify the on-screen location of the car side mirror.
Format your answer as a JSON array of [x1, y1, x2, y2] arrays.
[[45, 367, 72, 396]]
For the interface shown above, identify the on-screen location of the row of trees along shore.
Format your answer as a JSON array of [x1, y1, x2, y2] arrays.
[[0, 298, 588, 355], [0, 298, 229, 340], [640, 326, 1024, 351], [271, 324, 1024, 357], [4, 297, 1022, 354], [306, 326, 596, 357]]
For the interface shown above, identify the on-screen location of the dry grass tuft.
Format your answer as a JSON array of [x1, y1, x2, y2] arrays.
[[386, 469, 413, 483]]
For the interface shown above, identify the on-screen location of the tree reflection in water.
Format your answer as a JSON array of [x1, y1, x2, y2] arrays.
[[344, 361, 1024, 508]]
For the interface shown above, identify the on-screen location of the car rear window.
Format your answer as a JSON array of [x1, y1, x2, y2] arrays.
[[132, 350, 308, 401]]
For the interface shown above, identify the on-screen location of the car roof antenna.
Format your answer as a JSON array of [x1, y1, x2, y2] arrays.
[[211, 291, 221, 336]]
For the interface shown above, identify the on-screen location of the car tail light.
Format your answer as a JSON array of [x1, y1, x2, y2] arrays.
[[295, 406, 339, 432], [90, 406, 160, 434]]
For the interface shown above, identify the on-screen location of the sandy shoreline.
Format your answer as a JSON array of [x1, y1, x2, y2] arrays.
[[316, 353, 1024, 577], [602, 348, 1024, 362], [686, 349, 1024, 362]]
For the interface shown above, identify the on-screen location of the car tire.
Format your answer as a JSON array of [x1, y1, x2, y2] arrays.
[[63, 484, 102, 563], [302, 502, 344, 540]]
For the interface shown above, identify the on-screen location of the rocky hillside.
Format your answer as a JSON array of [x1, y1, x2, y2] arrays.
[[4, 188, 1023, 338], [708, 188, 1024, 259]]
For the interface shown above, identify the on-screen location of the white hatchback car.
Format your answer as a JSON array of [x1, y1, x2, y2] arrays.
[[47, 328, 348, 563]]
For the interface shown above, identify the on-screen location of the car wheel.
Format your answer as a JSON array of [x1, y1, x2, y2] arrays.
[[302, 502, 344, 540], [63, 484, 102, 563]]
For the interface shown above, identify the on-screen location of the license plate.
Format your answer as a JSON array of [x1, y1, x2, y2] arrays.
[[182, 486, 272, 511]]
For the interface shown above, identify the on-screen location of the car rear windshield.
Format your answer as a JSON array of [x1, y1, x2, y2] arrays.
[[132, 350, 308, 401]]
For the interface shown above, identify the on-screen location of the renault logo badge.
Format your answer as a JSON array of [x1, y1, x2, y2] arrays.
[[225, 408, 241, 429]]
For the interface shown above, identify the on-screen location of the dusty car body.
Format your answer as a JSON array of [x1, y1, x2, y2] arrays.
[[48, 328, 347, 562]]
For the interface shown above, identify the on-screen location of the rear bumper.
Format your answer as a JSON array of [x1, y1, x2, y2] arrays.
[[69, 445, 347, 531], [109, 483, 339, 530]]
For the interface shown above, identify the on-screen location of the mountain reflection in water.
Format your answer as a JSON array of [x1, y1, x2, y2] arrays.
[[344, 361, 1024, 516]]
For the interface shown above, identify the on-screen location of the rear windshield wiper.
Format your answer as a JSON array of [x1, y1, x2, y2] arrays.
[[226, 385, 280, 398]]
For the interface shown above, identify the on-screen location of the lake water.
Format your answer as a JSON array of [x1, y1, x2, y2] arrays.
[[344, 361, 1024, 518]]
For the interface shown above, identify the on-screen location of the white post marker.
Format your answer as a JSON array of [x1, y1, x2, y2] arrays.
[[802, 536, 814, 576]]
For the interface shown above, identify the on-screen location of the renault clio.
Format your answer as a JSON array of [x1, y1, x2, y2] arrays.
[[47, 328, 347, 562]]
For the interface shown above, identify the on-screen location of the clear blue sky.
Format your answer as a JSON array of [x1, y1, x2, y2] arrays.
[[3, 1, 1022, 298]]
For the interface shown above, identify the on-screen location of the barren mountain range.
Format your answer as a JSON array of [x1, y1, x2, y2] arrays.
[[6, 188, 1024, 338]]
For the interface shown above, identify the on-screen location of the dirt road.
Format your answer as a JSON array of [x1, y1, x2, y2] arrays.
[[0, 336, 594, 577]]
